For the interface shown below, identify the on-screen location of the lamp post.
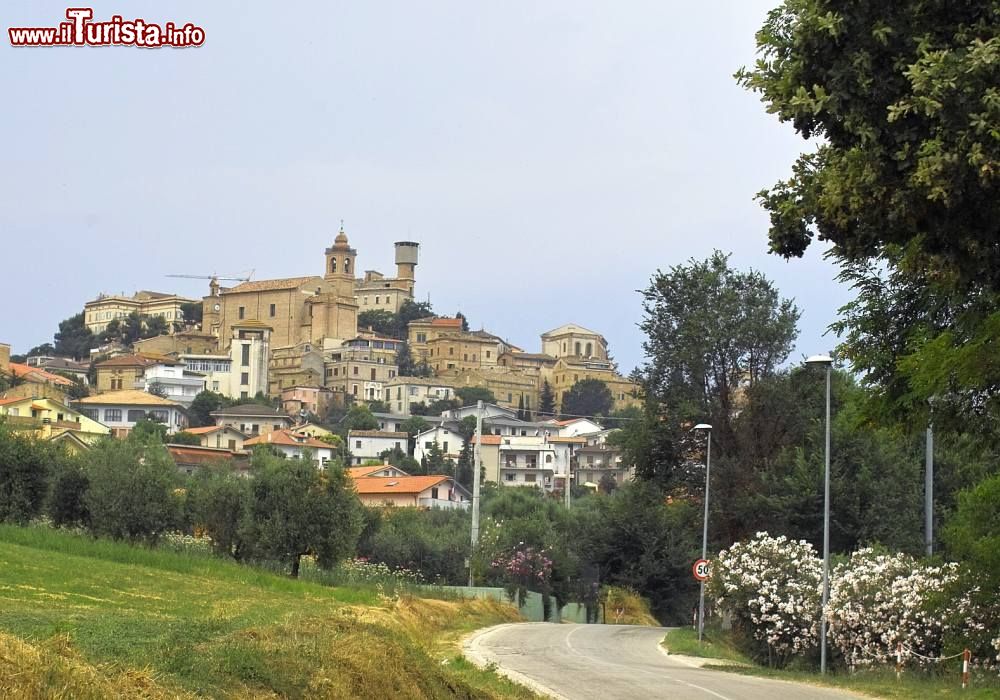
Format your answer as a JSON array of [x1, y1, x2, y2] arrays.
[[692, 422, 712, 644], [805, 354, 833, 675], [926, 398, 934, 557]]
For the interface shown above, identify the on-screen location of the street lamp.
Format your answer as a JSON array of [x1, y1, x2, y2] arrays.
[[805, 353, 833, 675], [692, 422, 712, 644]]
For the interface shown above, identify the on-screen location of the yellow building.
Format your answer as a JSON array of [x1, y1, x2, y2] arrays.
[[426, 331, 514, 374], [407, 316, 463, 362], [202, 229, 414, 355], [0, 396, 111, 449], [439, 367, 539, 413], [498, 351, 557, 380], [84, 290, 197, 335], [0, 342, 10, 373], [94, 354, 176, 393], [541, 323, 609, 361], [268, 343, 325, 396], [133, 331, 220, 357], [551, 357, 640, 413], [324, 335, 402, 402]]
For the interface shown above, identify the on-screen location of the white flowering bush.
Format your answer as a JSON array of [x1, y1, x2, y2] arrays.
[[162, 531, 214, 555], [708, 532, 822, 667], [827, 549, 961, 668]]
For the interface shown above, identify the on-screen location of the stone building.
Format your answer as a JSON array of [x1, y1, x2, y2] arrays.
[[84, 291, 198, 335], [407, 316, 463, 362]]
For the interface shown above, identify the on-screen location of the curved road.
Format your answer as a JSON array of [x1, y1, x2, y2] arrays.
[[466, 624, 858, 700]]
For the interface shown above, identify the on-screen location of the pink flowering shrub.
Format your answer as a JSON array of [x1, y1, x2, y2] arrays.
[[491, 543, 553, 609]]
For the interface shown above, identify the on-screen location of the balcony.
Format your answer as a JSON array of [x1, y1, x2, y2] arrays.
[[417, 497, 470, 510]]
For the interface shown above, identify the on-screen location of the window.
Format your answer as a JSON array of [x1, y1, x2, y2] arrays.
[[353, 366, 359, 375], [330, 257, 337, 272], [241, 391, 249, 400], [228, 439, 236, 450], [352, 384, 358, 396], [486, 351, 491, 359], [251, 423, 259, 433], [442, 441, 449, 453], [585, 342, 592, 357], [238, 306, 245, 320], [416, 333, 426, 343], [150, 410, 169, 423], [508, 393, 513, 402], [344, 258, 351, 273], [104, 409, 122, 422], [269, 303, 276, 317], [81, 408, 98, 420], [425, 441, 433, 449], [241, 372, 249, 385], [449, 347, 454, 355], [545, 454, 553, 463], [447, 363, 455, 369], [127, 409, 145, 422], [575, 342, 581, 355], [505, 473, 515, 482], [524, 473, 536, 483], [375, 296, 380, 304], [212, 381, 220, 391], [241, 344, 250, 367], [397, 388, 402, 399], [371, 368, 376, 380], [355, 440, 362, 449]]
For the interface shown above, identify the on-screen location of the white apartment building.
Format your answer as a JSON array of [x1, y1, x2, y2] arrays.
[[347, 430, 408, 465]]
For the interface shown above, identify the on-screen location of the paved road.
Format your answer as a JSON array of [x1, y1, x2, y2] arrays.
[[465, 624, 858, 700]]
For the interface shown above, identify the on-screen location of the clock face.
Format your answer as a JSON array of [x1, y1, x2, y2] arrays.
[[213, 304, 221, 312]]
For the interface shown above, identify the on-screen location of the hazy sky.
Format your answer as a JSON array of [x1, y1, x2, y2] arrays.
[[1, 1, 850, 373]]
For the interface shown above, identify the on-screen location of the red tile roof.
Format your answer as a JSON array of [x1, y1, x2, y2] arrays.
[[183, 425, 245, 436], [351, 475, 453, 495], [244, 429, 331, 450], [348, 430, 408, 439], [471, 435, 502, 445], [7, 363, 75, 386]]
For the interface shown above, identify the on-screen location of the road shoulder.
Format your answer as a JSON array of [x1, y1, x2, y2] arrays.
[[463, 624, 568, 700]]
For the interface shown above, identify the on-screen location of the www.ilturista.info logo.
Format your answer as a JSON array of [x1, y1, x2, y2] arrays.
[[8, 8, 205, 48]]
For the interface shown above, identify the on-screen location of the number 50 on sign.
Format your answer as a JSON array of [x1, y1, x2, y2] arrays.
[[692, 559, 711, 582]]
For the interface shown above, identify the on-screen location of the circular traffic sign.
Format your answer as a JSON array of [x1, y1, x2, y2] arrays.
[[692, 558, 711, 582]]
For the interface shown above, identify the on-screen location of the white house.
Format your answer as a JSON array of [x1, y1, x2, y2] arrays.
[[441, 403, 517, 421], [181, 425, 249, 451], [412, 425, 464, 462], [74, 390, 188, 437], [243, 429, 334, 466], [351, 474, 471, 510], [210, 404, 293, 436], [548, 417, 604, 438], [136, 362, 206, 407], [382, 377, 459, 415], [347, 430, 408, 465]]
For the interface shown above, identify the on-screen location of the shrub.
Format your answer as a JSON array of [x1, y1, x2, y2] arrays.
[[81, 439, 181, 543], [708, 531, 821, 667], [0, 425, 53, 524]]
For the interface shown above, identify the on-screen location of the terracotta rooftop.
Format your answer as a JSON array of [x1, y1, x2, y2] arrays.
[[6, 363, 75, 387], [182, 425, 246, 436], [351, 475, 456, 495], [223, 276, 321, 294], [244, 429, 330, 450], [167, 445, 248, 466], [471, 435, 502, 445], [95, 354, 173, 368], [75, 390, 182, 407], [347, 465, 410, 479]]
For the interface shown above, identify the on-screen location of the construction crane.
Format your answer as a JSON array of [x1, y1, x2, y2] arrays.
[[166, 271, 254, 283]]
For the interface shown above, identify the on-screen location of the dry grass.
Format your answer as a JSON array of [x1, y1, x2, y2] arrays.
[[0, 526, 534, 699], [604, 586, 659, 626]]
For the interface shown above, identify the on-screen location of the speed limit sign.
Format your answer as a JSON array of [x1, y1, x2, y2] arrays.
[[692, 559, 711, 582]]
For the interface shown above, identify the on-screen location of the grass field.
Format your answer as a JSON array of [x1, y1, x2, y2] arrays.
[[0, 524, 535, 698], [662, 627, 1000, 699]]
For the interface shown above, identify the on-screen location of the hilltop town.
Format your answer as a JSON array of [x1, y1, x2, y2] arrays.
[[0, 227, 640, 496]]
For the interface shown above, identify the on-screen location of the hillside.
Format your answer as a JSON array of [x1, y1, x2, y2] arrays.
[[0, 525, 532, 699]]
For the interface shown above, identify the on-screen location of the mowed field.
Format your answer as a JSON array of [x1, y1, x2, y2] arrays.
[[0, 525, 532, 699]]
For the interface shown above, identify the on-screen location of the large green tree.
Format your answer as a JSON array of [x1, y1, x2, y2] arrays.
[[53, 313, 96, 360], [741, 2, 1000, 436], [81, 437, 181, 543], [0, 425, 53, 524], [455, 387, 495, 407], [560, 379, 613, 419], [630, 251, 799, 485], [739, 1, 1000, 291], [241, 454, 362, 577]]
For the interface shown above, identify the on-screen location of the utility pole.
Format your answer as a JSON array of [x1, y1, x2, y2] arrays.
[[469, 400, 484, 586], [564, 444, 573, 510], [926, 420, 934, 557]]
